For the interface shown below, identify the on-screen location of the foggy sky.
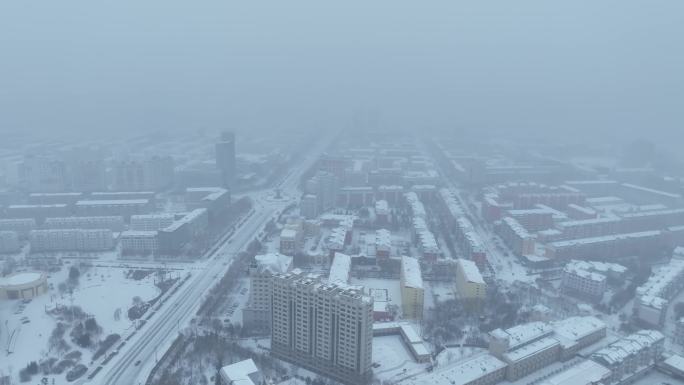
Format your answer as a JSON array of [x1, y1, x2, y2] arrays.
[[0, 0, 682, 146]]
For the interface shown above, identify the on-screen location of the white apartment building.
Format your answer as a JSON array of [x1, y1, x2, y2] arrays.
[[74, 199, 152, 218], [120, 231, 158, 254], [30, 229, 113, 252], [635, 247, 684, 326], [270, 271, 373, 385], [400, 256, 424, 320], [560, 260, 626, 301], [242, 253, 293, 329], [43, 216, 125, 231], [497, 217, 536, 256], [561, 263, 606, 301], [455, 258, 487, 301], [590, 330, 665, 384], [130, 214, 175, 231]]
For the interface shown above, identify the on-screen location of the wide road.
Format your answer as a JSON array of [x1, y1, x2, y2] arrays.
[[90, 135, 332, 385]]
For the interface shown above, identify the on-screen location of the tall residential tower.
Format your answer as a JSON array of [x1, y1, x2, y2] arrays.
[[270, 271, 373, 385]]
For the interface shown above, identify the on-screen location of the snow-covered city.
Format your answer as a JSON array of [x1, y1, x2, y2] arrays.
[[2, 2, 684, 385], [2, 128, 684, 385]]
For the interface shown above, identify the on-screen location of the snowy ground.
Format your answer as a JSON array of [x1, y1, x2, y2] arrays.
[[0, 264, 162, 384], [372, 335, 427, 383]]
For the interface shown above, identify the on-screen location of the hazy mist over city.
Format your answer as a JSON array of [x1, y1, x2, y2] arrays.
[[2, 0, 683, 147], [2, 2, 684, 385]]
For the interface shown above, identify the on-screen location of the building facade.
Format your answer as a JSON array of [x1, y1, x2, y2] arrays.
[[270, 272, 373, 385], [242, 253, 292, 329], [400, 256, 424, 320]]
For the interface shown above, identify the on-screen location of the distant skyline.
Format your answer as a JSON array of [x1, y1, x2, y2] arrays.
[[1, 0, 682, 150]]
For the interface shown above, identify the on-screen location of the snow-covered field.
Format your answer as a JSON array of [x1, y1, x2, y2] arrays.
[[372, 335, 427, 383], [0, 264, 161, 384]]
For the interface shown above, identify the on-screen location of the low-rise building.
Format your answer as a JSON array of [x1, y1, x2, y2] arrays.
[[538, 359, 611, 385], [497, 217, 536, 256], [43, 216, 125, 231], [400, 256, 424, 320], [399, 353, 506, 385], [373, 322, 432, 363], [74, 199, 152, 219], [219, 359, 263, 385], [489, 316, 606, 381], [560, 260, 625, 301], [6, 204, 70, 223], [0, 272, 48, 300], [551, 316, 607, 360], [130, 214, 175, 231], [590, 330, 665, 384], [328, 252, 352, 285], [30, 229, 113, 252], [120, 231, 158, 254], [635, 247, 684, 326]]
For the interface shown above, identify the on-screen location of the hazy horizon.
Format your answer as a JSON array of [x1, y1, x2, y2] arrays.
[[1, 0, 683, 149]]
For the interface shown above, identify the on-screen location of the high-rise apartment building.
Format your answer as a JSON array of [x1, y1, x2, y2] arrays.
[[308, 171, 338, 213], [215, 131, 236, 189], [270, 271, 373, 385], [242, 253, 293, 329]]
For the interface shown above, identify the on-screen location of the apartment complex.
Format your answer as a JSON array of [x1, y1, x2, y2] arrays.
[[43, 216, 124, 231], [270, 272, 373, 385], [590, 330, 665, 384], [29, 229, 113, 252], [400, 256, 424, 320], [560, 260, 626, 301]]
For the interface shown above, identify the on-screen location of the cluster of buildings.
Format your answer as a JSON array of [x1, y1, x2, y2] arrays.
[[477, 180, 684, 264], [634, 247, 684, 326], [399, 316, 664, 385], [405, 192, 440, 262], [0, 186, 226, 256], [438, 188, 488, 269]]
